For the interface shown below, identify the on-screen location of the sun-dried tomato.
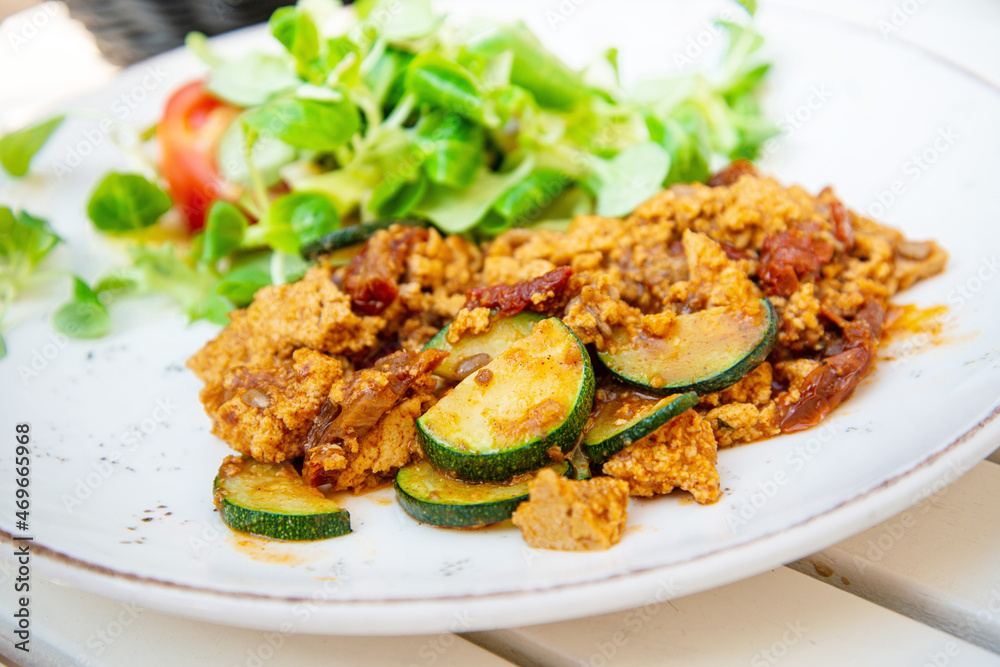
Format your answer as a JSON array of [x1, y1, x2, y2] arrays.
[[759, 230, 834, 297], [830, 199, 855, 250], [720, 242, 755, 261], [343, 226, 429, 316], [708, 159, 759, 187], [304, 348, 447, 451], [464, 266, 574, 317], [779, 300, 885, 432]]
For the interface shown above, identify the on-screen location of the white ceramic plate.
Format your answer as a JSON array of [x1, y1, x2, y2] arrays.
[[2, 1, 999, 635]]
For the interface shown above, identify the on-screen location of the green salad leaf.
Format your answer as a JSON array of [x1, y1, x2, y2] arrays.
[[5, 0, 774, 347], [465, 23, 585, 109], [265, 191, 341, 253], [200, 201, 248, 265], [492, 168, 571, 225], [87, 173, 172, 233], [207, 53, 301, 107], [216, 264, 272, 307], [586, 142, 671, 217], [0, 115, 64, 177], [53, 277, 111, 339], [0, 207, 63, 356], [242, 92, 361, 151]]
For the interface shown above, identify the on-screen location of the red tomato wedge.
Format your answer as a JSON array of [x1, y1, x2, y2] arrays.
[[157, 81, 241, 232]]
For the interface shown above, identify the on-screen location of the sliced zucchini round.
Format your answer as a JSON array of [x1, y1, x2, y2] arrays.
[[394, 460, 569, 528], [301, 218, 426, 259], [597, 298, 777, 395], [582, 387, 699, 463], [213, 456, 351, 541], [424, 312, 545, 381], [418, 317, 595, 482]]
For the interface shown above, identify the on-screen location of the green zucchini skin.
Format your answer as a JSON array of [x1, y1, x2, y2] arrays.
[[394, 461, 568, 528], [301, 218, 426, 259], [418, 318, 595, 482], [582, 391, 699, 464], [598, 298, 778, 396], [213, 457, 351, 541], [424, 312, 545, 381]]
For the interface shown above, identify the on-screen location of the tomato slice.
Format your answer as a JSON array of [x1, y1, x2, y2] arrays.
[[157, 81, 241, 232]]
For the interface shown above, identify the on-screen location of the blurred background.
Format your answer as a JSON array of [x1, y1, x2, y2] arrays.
[[0, 0, 294, 65]]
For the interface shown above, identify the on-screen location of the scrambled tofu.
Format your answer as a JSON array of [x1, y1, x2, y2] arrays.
[[301, 350, 442, 493], [187, 266, 383, 386], [512, 469, 630, 551], [199, 348, 343, 463], [189, 166, 947, 547], [303, 395, 429, 494], [603, 410, 722, 505]]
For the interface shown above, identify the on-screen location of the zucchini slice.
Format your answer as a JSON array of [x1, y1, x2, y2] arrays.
[[418, 318, 595, 482], [597, 298, 777, 395], [394, 460, 568, 528], [581, 386, 699, 464], [424, 312, 545, 381], [301, 218, 426, 259], [213, 456, 351, 541]]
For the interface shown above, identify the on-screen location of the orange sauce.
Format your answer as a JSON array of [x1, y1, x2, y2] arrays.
[[883, 304, 948, 339], [227, 533, 315, 566]]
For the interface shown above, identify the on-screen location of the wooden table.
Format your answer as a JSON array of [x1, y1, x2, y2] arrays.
[[2, 1, 999, 665]]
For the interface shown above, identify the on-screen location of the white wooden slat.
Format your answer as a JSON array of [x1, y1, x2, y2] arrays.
[[788, 460, 1000, 653], [463, 567, 999, 667], [0, 577, 513, 667]]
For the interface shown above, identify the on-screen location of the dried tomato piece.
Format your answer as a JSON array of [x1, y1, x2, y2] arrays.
[[464, 266, 574, 317], [720, 242, 755, 262], [305, 348, 447, 451], [830, 199, 855, 249], [759, 230, 834, 297], [779, 300, 885, 432], [708, 159, 759, 187], [343, 226, 429, 315]]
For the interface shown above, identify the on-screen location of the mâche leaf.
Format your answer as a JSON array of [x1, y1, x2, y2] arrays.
[[585, 142, 670, 217], [87, 173, 172, 232], [53, 277, 111, 339], [267, 191, 341, 252], [0, 115, 64, 177], [201, 201, 248, 265], [242, 93, 360, 151]]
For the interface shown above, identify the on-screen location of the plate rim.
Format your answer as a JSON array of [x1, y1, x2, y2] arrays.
[[4, 2, 1000, 634]]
